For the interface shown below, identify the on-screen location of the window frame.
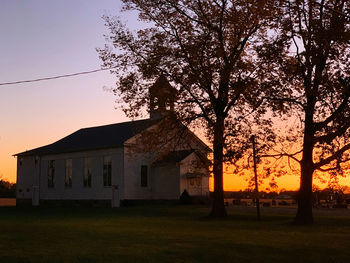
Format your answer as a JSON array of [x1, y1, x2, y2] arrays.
[[65, 159, 72, 188], [141, 165, 148, 187], [83, 158, 92, 188], [48, 160, 55, 188], [103, 156, 112, 187]]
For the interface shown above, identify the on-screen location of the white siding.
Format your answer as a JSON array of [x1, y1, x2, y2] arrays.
[[34, 147, 123, 201], [16, 156, 37, 200], [123, 150, 154, 200], [16, 119, 210, 204], [152, 164, 180, 199], [179, 153, 210, 197], [122, 122, 210, 200]]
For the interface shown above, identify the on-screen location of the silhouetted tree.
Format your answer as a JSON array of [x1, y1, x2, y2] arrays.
[[258, 0, 350, 224], [98, 0, 279, 217], [0, 179, 16, 198]]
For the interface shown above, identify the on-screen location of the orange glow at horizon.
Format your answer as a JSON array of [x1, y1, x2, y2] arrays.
[[207, 166, 350, 193], [2, 117, 349, 192], [2, 124, 350, 193], [3, 138, 350, 193], [206, 171, 301, 192]]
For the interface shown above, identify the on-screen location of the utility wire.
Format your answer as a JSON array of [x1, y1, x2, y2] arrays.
[[1, 2, 348, 88], [0, 66, 117, 86]]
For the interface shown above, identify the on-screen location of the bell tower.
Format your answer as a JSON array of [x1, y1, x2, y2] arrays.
[[149, 75, 177, 119]]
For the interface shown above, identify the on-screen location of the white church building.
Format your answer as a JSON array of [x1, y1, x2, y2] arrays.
[[15, 76, 211, 207]]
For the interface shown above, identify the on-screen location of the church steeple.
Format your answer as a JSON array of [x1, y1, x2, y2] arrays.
[[149, 75, 177, 119]]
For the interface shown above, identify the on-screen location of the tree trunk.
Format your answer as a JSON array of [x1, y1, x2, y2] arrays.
[[295, 159, 314, 224], [209, 118, 227, 218], [295, 109, 315, 225]]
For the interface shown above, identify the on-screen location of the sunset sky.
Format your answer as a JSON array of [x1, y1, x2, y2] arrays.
[[1, 1, 348, 191], [0, 0, 127, 182]]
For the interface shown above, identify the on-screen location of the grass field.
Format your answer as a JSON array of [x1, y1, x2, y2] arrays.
[[1, 205, 350, 263]]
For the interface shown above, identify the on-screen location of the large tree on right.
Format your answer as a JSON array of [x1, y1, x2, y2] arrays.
[[260, 0, 350, 224]]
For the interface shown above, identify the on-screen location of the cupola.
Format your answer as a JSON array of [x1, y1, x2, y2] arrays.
[[149, 75, 177, 119]]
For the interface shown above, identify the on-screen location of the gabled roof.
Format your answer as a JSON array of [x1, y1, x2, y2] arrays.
[[15, 119, 159, 157], [153, 149, 211, 166], [153, 150, 195, 165]]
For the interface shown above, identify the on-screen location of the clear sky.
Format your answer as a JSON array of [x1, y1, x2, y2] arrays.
[[0, 1, 348, 192], [0, 0, 130, 183]]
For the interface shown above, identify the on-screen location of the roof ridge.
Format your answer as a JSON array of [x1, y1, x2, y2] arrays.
[[79, 118, 152, 131]]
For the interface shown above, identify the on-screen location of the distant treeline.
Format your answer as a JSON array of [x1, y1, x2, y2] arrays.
[[223, 189, 350, 203], [0, 179, 16, 198], [223, 190, 297, 200]]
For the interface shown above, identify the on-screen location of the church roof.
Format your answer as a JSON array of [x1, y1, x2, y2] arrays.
[[15, 119, 158, 157], [153, 150, 195, 164], [153, 149, 210, 166]]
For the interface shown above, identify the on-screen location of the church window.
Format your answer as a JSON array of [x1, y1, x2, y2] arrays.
[[84, 158, 92, 188], [65, 159, 72, 188], [48, 160, 55, 188], [141, 165, 148, 187], [103, 156, 112, 187]]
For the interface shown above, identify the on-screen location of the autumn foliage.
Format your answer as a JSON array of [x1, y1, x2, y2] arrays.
[[99, 0, 350, 224]]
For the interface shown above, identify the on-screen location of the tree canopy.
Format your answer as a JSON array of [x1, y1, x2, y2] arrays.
[[258, 0, 350, 224], [98, 0, 279, 217], [99, 0, 350, 223]]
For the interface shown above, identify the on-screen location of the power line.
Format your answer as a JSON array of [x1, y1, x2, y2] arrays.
[[1, 2, 348, 88], [0, 66, 117, 86]]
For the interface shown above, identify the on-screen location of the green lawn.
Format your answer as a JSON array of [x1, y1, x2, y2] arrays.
[[1, 205, 350, 263]]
